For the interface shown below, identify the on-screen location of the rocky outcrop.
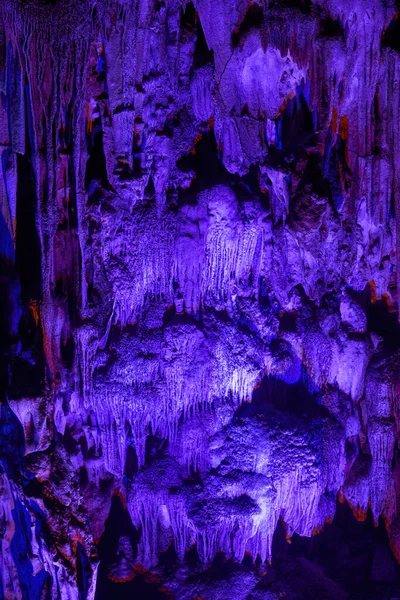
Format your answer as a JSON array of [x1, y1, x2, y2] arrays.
[[1, 0, 400, 597]]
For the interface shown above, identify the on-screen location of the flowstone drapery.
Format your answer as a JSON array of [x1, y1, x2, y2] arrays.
[[1, 0, 400, 598]]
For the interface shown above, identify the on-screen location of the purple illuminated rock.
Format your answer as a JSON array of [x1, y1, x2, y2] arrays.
[[1, 0, 400, 597]]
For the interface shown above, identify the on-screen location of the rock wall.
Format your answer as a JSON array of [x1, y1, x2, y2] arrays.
[[1, 0, 400, 597]]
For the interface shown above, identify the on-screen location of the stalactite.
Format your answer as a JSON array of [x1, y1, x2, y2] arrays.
[[2, 0, 400, 597]]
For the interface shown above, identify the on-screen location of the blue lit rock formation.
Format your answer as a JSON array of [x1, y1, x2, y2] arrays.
[[1, 0, 400, 598]]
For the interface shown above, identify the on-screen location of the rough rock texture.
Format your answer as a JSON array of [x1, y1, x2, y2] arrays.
[[1, 0, 400, 598]]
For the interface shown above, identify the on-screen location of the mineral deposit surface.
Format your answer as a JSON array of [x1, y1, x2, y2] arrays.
[[1, 0, 400, 598]]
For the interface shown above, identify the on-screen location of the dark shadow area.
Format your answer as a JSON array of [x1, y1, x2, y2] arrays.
[[319, 15, 345, 40], [162, 304, 176, 327], [124, 445, 139, 478], [0, 213, 18, 399], [7, 300, 45, 399], [349, 283, 400, 347], [275, 83, 314, 151], [7, 351, 45, 399], [176, 128, 268, 209], [95, 495, 157, 599], [231, 163, 270, 210], [0, 98, 45, 490], [184, 543, 201, 570], [132, 127, 143, 176], [77, 541, 92, 600], [232, 3, 264, 48], [259, 499, 400, 600], [382, 14, 400, 53], [85, 119, 110, 196], [158, 543, 178, 573], [95, 496, 172, 598], [288, 153, 330, 229], [323, 127, 351, 211], [294, 152, 327, 198], [0, 402, 25, 478], [186, 550, 247, 584], [60, 335, 75, 370], [145, 433, 168, 466], [162, 303, 199, 328], [176, 128, 226, 186], [95, 572, 171, 600], [194, 14, 214, 68], [268, 0, 312, 13], [266, 79, 350, 216], [16, 152, 41, 303], [104, 499, 400, 600], [367, 296, 399, 345], [180, 2, 214, 68], [236, 373, 328, 419], [180, 1, 196, 32]]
